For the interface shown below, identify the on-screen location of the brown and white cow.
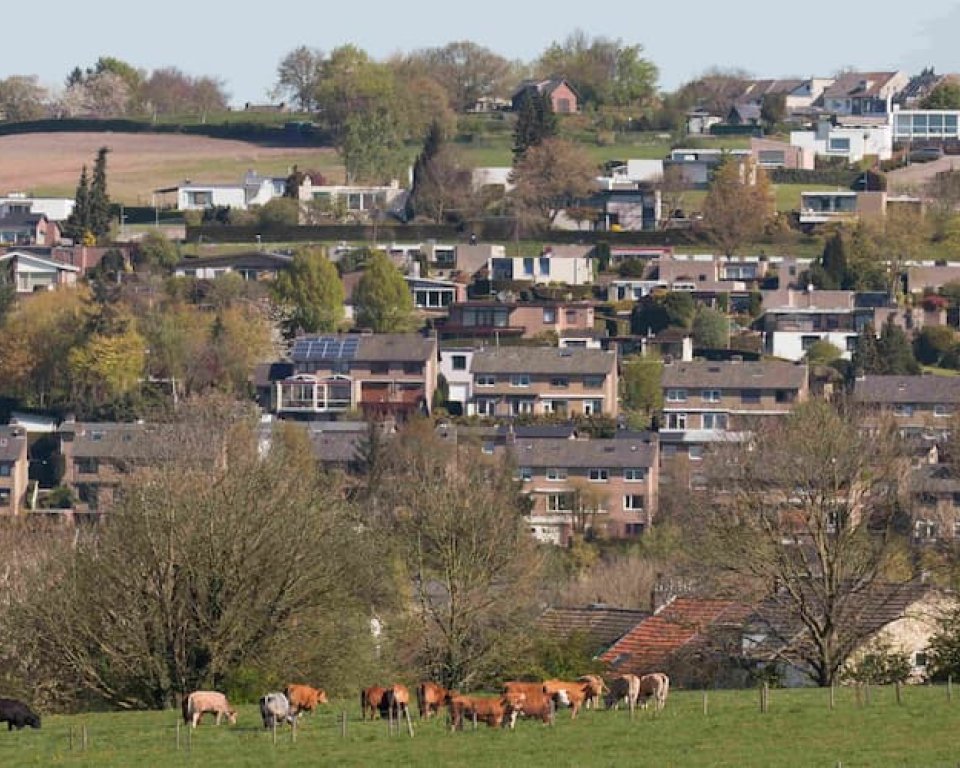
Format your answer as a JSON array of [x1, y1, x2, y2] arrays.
[[448, 692, 525, 730], [502, 682, 553, 725], [577, 675, 606, 710], [361, 686, 387, 720], [542, 680, 590, 719], [416, 682, 449, 719], [604, 674, 642, 711], [285, 684, 328, 716], [638, 672, 670, 711], [182, 691, 237, 728]]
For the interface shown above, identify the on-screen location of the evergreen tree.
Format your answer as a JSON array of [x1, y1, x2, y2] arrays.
[[273, 246, 345, 335], [406, 120, 444, 220], [878, 318, 921, 375], [89, 147, 111, 240], [512, 89, 557, 158], [821, 231, 853, 290], [354, 251, 416, 333], [65, 165, 91, 243], [852, 323, 881, 375]]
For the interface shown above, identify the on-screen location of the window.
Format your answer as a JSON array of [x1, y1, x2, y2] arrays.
[[740, 391, 761, 405], [915, 519, 939, 542], [585, 377, 604, 389], [475, 398, 497, 416], [623, 495, 645, 511], [775, 390, 796, 404], [451, 355, 467, 371], [846, 336, 858, 353], [547, 493, 572, 512], [702, 390, 720, 403], [625, 523, 645, 536], [403, 362, 422, 376], [893, 404, 915, 417], [510, 374, 530, 388], [76, 458, 99, 474], [90, 430, 105, 441], [0, 489, 9, 506], [510, 399, 534, 415], [482, 441, 495, 455], [583, 399, 603, 416], [915, 652, 928, 669], [518, 467, 533, 482], [546, 400, 568, 415], [566, 310, 577, 323], [523, 258, 535, 276], [476, 375, 496, 387], [666, 389, 687, 402], [550, 377, 570, 389], [0, 462, 10, 477], [934, 404, 950, 418], [828, 137, 851, 153], [665, 413, 687, 430], [539, 257, 550, 277], [800, 335, 820, 352], [589, 469, 609, 482], [370, 362, 389, 375], [546, 468, 568, 481], [689, 445, 704, 461], [543, 307, 557, 324], [624, 468, 646, 482], [702, 412, 728, 430]]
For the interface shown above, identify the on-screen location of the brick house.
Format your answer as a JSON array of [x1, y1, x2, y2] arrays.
[[275, 333, 439, 420], [439, 300, 595, 341], [0, 426, 29, 515], [468, 346, 618, 418], [853, 375, 960, 439], [510, 434, 659, 544], [511, 78, 580, 114]]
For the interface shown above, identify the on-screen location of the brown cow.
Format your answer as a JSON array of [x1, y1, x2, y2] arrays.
[[448, 692, 525, 730], [416, 682, 448, 719], [638, 672, 670, 711], [604, 674, 641, 711], [503, 682, 553, 725], [578, 675, 606, 710], [285, 684, 328, 716], [361, 686, 387, 720], [385, 684, 411, 721], [542, 680, 589, 719], [182, 691, 237, 728]]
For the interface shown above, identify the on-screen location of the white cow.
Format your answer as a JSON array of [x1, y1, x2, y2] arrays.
[[259, 692, 296, 729], [638, 673, 670, 711], [183, 691, 237, 728]]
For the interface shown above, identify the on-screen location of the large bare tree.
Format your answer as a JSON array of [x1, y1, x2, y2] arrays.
[[692, 401, 916, 686], [701, 156, 772, 256]]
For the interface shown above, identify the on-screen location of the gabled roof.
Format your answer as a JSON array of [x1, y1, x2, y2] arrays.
[[471, 347, 615, 376], [510, 436, 658, 470], [176, 251, 293, 271], [822, 71, 901, 100], [292, 333, 436, 365], [661, 360, 807, 391], [600, 597, 749, 675], [512, 77, 581, 100], [539, 605, 650, 652], [0, 427, 26, 462], [853, 375, 960, 405], [0, 251, 80, 272]]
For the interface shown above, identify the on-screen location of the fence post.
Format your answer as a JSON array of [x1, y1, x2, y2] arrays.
[[405, 706, 415, 738], [702, 690, 708, 717], [864, 682, 871, 707], [829, 684, 835, 710], [187, 722, 192, 754], [82, 725, 88, 751], [895, 681, 902, 706], [272, 720, 277, 746], [472, 710, 478, 731], [340, 711, 347, 739], [855, 684, 863, 707], [949, 675, 954, 703], [176, 721, 181, 751], [69, 726, 74, 751]]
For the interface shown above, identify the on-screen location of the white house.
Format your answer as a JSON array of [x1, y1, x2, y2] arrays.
[[0, 194, 75, 222], [597, 159, 664, 189], [790, 120, 893, 163], [891, 108, 960, 143], [0, 251, 80, 293], [471, 167, 514, 193], [439, 348, 475, 415], [759, 289, 872, 361], [167, 171, 286, 211], [489, 246, 594, 286], [299, 177, 408, 218]]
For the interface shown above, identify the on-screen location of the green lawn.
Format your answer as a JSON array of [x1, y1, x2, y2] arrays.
[[3, 685, 958, 767]]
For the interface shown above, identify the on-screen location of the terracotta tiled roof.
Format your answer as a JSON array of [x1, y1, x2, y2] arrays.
[[600, 597, 746, 676], [539, 605, 650, 653]]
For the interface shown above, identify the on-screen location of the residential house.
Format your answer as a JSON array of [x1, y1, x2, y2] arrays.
[[820, 71, 909, 116], [405, 275, 466, 312], [173, 251, 294, 280], [659, 359, 809, 489], [895, 68, 953, 108], [435, 243, 505, 281], [439, 348, 476, 415], [0, 426, 29, 515], [275, 333, 438, 420], [686, 108, 723, 135], [737, 78, 830, 113], [598, 160, 664, 187], [853, 375, 960, 439], [0, 194, 75, 222], [511, 78, 580, 114], [743, 582, 952, 686], [539, 605, 651, 654], [759, 288, 871, 360], [564, 187, 661, 232], [910, 462, 960, 544], [0, 212, 61, 246], [160, 171, 286, 211], [790, 119, 893, 164], [511, 434, 659, 544], [489, 246, 594, 285], [751, 137, 813, 170], [907, 262, 960, 295], [468, 346, 618, 418], [891, 108, 960, 146], [0, 250, 80, 292], [438, 300, 595, 342], [663, 149, 753, 189], [727, 102, 762, 127], [298, 176, 409, 220], [471, 167, 514, 194]]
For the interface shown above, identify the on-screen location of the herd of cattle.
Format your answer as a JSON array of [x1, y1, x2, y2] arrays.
[[0, 672, 669, 736], [182, 672, 670, 732]]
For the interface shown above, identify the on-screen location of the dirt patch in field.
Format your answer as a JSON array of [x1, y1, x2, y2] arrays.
[[0, 132, 342, 204]]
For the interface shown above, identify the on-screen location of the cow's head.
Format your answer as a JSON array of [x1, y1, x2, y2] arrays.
[[227, 710, 238, 725], [317, 689, 329, 704], [503, 691, 526, 713], [26, 713, 40, 729]]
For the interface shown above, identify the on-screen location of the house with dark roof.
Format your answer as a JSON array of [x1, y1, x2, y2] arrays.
[[0, 250, 79, 293], [438, 300, 596, 342], [173, 251, 293, 281], [820, 71, 909, 116], [539, 604, 650, 654], [274, 333, 438, 420], [853, 375, 960, 438], [510, 435, 659, 544], [742, 582, 954, 686], [511, 78, 580, 114], [910, 462, 960, 544], [468, 346, 618, 419], [0, 425, 29, 515], [0, 211, 60, 246]]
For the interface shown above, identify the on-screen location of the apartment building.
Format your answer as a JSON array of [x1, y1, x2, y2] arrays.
[[468, 347, 618, 418], [0, 426, 29, 515], [511, 434, 659, 545], [276, 334, 438, 420]]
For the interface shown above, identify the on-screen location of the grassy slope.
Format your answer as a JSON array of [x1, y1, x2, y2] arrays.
[[3, 686, 957, 768]]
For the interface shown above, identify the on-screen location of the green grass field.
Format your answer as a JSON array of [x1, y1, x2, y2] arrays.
[[3, 685, 957, 767]]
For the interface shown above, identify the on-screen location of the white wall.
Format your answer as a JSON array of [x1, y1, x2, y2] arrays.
[[767, 331, 857, 361], [790, 125, 892, 162], [177, 187, 246, 210], [439, 349, 474, 409]]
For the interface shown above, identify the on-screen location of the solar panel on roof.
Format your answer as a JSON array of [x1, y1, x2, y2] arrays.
[[293, 336, 361, 362]]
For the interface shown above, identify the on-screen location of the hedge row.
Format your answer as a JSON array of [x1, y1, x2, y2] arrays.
[[769, 168, 861, 186]]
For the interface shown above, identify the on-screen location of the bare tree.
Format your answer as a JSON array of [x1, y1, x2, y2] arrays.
[[510, 138, 596, 230], [701, 156, 772, 256], [657, 164, 693, 224], [692, 401, 915, 686], [273, 46, 324, 111]]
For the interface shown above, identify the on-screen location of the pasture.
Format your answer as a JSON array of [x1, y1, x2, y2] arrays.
[[1, 685, 957, 767]]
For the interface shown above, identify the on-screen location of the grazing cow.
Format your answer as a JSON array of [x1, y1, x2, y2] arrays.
[[361, 686, 387, 720], [385, 684, 411, 721], [542, 680, 589, 719], [0, 698, 40, 730], [285, 684, 328, 716], [448, 692, 525, 730], [638, 672, 670, 711], [259, 692, 295, 729], [604, 674, 642, 711], [578, 675, 606, 710], [416, 682, 448, 719], [502, 682, 553, 725], [182, 691, 237, 728]]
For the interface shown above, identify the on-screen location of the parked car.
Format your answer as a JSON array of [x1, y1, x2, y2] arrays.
[[909, 147, 944, 163]]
